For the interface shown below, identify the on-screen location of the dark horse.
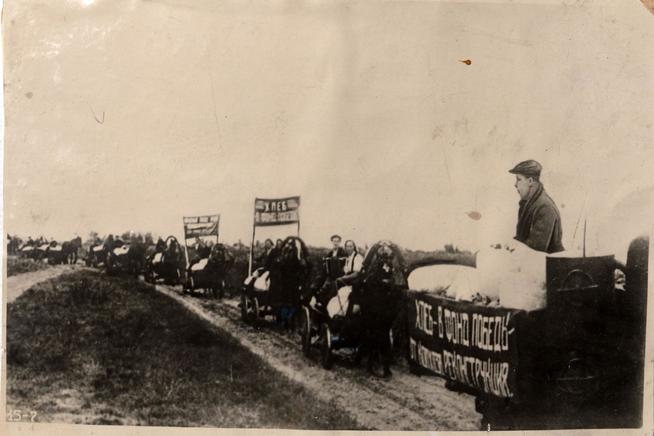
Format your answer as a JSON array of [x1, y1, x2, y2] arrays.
[[357, 240, 408, 378], [61, 236, 82, 264], [7, 235, 22, 256], [275, 236, 313, 329], [241, 236, 312, 328]]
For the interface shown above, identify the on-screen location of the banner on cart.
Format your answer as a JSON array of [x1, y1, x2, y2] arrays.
[[183, 214, 220, 239], [407, 292, 526, 399], [253, 196, 300, 227]]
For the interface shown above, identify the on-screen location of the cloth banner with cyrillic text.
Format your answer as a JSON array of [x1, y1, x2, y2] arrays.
[[183, 214, 220, 239], [253, 197, 300, 227], [407, 292, 529, 399]]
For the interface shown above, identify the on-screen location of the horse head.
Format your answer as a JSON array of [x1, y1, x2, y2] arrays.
[[362, 240, 408, 290]]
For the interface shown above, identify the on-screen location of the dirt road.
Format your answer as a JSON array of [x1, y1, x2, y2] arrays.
[[5, 264, 88, 303], [154, 283, 481, 431]]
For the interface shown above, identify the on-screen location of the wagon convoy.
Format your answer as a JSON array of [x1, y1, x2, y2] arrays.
[[10, 236, 82, 264], [7, 226, 649, 429]]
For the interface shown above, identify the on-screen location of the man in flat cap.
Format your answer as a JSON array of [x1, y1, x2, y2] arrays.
[[509, 159, 564, 253]]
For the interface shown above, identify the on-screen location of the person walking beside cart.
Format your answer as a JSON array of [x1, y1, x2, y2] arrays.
[[509, 159, 564, 253]]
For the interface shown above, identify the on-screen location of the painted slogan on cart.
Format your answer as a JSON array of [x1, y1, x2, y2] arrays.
[[254, 197, 300, 226], [407, 293, 523, 399]]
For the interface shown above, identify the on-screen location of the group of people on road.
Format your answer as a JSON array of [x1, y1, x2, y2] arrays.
[[8, 159, 566, 379]]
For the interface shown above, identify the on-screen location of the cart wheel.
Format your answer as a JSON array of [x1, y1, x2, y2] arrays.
[[241, 294, 255, 322], [105, 255, 114, 275], [218, 282, 225, 299], [240, 294, 249, 321], [554, 355, 598, 403], [320, 323, 333, 369], [301, 306, 312, 357], [252, 297, 260, 320]]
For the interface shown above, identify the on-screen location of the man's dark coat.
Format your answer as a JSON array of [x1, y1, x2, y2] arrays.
[[515, 183, 564, 253]]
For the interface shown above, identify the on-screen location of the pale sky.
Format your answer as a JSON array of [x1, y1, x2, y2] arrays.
[[4, 0, 653, 258]]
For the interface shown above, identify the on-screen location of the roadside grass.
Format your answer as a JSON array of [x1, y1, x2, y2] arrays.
[[6, 257, 51, 277], [6, 270, 363, 429]]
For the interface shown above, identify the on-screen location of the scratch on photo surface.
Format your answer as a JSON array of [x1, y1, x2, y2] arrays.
[[88, 104, 105, 124], [205, 53, 223, 150]]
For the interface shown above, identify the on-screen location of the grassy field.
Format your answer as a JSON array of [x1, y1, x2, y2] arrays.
[[6, 270, 362, 429], [6, 257, 51, 277]]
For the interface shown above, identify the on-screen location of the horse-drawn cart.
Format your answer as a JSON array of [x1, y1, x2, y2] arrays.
[[46, 242, 66, 265], [184, 243, 234, 298], [88, 244, 106, 267], [300, 240, 407, 370], [105, 239, 146, 277], [18, 244, 38, 260], [144, 236, 186, 285], [241, 236, 311, 327], [405, 236, 649, 430]]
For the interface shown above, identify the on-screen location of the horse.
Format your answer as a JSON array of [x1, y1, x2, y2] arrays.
[[61, 236, 82, 264], [275, 236, 313, 328], [146, 236, 186, 285], [356, 240, 408, 377], [7, 235, 22, 256], [241, 236, 312, 328]]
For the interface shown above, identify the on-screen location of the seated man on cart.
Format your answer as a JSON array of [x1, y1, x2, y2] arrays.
[[314, 234, 348, 309]]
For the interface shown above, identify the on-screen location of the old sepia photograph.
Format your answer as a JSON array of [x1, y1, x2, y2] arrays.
[[2, 0, 653, 434]]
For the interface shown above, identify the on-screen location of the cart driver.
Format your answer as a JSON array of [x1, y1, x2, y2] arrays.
[[314, 235, 349, 309], [194, 237, 210, 259], [338, 240, 364, 286], [256, 239, 275, 269], [209, 243, 234, 268], [328, 234, 346, 259], [509, 160, 564, 253]]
